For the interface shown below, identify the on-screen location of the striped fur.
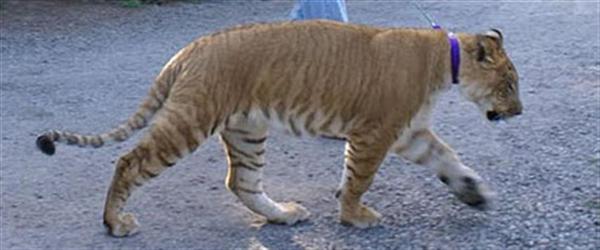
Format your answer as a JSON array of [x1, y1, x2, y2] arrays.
[[35, 20, 521, 236]]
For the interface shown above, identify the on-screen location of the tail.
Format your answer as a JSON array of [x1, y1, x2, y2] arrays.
[[36, 64, 179, 156]]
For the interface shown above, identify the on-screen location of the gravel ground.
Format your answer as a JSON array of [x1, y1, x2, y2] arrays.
[[1, 0, 598, 249]]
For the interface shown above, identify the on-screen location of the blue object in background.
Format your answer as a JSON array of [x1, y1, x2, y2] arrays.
[[290, 0, 348, 22]]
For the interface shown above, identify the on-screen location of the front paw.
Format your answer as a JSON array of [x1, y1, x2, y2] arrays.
[[451, 175, 494, 210], [340, 204, 382, 228]]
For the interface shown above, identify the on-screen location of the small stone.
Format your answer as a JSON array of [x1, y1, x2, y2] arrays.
[[578, 130, 590, 135]]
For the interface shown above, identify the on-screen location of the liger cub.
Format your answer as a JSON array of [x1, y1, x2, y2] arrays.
[[36, 20, 523, 237]]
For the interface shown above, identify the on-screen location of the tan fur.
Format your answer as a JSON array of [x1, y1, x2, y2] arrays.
[[36, 20, 521, 236]]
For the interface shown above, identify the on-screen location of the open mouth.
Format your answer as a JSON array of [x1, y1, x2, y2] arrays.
[[486, 111, 503, 121]]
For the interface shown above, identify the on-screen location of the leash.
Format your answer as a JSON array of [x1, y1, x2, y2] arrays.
[[411, 2, 441, 29], [411, 2, 460, 84]]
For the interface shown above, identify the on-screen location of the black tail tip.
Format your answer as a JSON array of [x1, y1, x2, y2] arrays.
[[36, 135, 55, 155]]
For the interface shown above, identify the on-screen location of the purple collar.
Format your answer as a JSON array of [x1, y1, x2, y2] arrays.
[[448, 33, 460, 84], [433, 25, 460, 84]]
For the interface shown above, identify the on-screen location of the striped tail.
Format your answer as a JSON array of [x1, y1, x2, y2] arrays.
[[36, 64, 178, 156]]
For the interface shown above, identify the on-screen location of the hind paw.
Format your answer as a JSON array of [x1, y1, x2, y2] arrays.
[[267, 202, 310, 225], [104, 212, 140, 237]]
